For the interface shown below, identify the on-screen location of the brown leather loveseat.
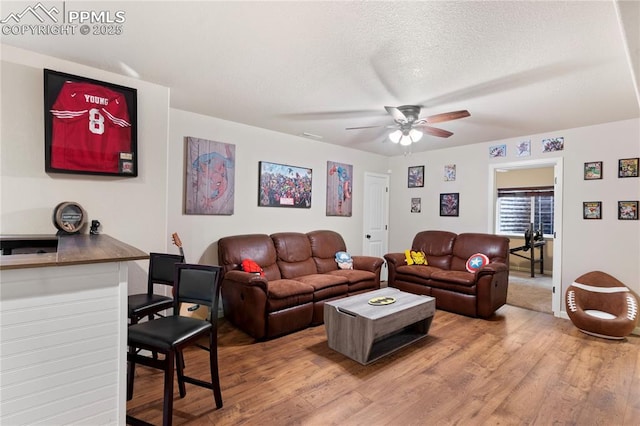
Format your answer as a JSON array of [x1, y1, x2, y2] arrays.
[[218, 230, 384, 339], [384, 230, 510, 318]]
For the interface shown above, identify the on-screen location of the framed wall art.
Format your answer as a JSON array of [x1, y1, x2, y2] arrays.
[[185, 137, 235, 215], [542, 137, 564, 153], [489, 144, 506, 158], [440, 193, 459, 217], [258, 161, 312, 208], [584, 161, 602, 180], [326, 161, 352, 216], [618, 201, 638, 220], [583, 201, 602, 219], [408, 165, 424, 188], [44, 69, 138, 177], [411, 197, 421, 213], [444, 164, 456, 181], [516, 140, 531, 157], [618, 158, 639, 178]]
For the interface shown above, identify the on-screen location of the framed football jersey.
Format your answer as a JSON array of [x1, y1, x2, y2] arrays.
[[44, 69, 138, 177]]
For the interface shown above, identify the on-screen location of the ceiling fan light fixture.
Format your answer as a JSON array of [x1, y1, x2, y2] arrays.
[[400, 134, 413, 146], [389, 129, 402, 144], [409, 129, 423, 142]]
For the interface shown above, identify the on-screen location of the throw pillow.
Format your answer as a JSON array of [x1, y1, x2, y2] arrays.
[[241, 258, 264, 276], [405, 250, 427, 265], [466, 253, 489, 273], [335, 251, 353, 270]]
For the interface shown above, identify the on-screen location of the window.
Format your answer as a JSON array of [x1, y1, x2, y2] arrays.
[[497, 186, 554, 236]]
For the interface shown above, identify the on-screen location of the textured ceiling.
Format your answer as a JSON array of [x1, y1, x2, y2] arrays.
[[1, 0, 639, 156]]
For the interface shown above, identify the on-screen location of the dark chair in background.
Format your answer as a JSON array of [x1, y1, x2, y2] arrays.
[[127, 252, 184, 325], [127, 263, 223, 426]]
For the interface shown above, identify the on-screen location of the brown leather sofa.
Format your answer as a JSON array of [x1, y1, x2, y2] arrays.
[[384, 230, 510, 318], [218, 230, 384, 339]]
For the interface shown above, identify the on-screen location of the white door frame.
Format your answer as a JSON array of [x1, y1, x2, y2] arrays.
[[488, 157, 563, 316]]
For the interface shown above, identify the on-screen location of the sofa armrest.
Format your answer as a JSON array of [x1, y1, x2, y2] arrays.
[[478, 261, 509, 276], [223, 270, 269, 292], [352, 255, 384, 272], [476, 262, 510, 318], [384, 252, 406, 268]]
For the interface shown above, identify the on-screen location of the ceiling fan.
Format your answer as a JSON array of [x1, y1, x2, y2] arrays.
[[346, 105, 470, 146]]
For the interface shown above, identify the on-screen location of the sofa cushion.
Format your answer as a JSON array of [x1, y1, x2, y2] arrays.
[[451, 233, 510, 272], [266, 279, 314, 313], [431, 270, 476, 287], [395, 264, 441, 280], [308, 230, 346, 273], [328, 269, 377, 294], [412, 230, 456, 269], [271, 232, 318, 278], [295, 274, 349, 300], [218, 234, 281, 280]]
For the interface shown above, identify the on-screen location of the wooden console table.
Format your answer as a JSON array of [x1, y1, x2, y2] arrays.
[[0, 234, 147, 425]]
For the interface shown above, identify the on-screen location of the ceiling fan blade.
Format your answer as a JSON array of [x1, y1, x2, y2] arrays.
[[384, 106, 408, 123], [346, 125, 385, 130], [414, 124, 454, 138], [425, 110, 471, 124]]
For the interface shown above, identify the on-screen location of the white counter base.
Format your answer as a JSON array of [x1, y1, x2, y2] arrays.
[[1, 262, 128, 425]]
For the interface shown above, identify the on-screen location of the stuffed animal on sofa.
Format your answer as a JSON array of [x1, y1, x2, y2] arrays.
[[335, 251, 353, 270], [404, 249, 427, 265]]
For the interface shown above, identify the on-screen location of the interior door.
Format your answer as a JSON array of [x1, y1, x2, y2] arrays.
[[363, 172, 390, 280]]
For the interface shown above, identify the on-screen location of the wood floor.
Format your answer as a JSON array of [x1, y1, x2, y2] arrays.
[[126, 305, 640, 425]]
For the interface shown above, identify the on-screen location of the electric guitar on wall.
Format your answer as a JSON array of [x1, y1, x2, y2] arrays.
[[171, 232, 185, 259], [171, 232, 208, 319]]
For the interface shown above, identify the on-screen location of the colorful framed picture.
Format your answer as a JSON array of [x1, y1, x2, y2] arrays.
[[584, 161, 603, 180], [618, 158, 639, 178], [185, 137, 235, 215], [542, 137, 564, 153], [411, 197, 421, 213], [408, 166, 424, 188], [583, 202, 602, 219], [326, 161, 352, 216], [618, 201, 638, 220], [440, 193, 459, 217], [489, 144, 506, 158], [516, 140, 531, 157], [444, 164, 456, 181], [258, 161, 312, 208], [44, 69, 138, 177]]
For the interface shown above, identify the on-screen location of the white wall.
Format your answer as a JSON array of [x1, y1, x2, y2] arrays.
[[2, 45, 639, 314], [167, 109, 389, 265], [0, 46, 170, 292], [387, 119, 640, 300]]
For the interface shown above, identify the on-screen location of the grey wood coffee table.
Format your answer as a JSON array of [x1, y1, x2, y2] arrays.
[[324, 287, 435, 365]]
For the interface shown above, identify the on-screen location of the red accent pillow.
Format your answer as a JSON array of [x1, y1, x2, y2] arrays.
[[241, 258, 264, 276]]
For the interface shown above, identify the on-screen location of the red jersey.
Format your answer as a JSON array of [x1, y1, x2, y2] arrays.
[[50, 81, 132, 173]]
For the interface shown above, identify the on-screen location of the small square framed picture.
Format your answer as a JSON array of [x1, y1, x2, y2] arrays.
[[584, 161, 602, 180], [618, 158, 639, 178], [408, 165, 424, 188], [439, 193, 459, 217], [411, 197, 421, 213], [618, 201, 638, 220], [583, 201, 602, 219]]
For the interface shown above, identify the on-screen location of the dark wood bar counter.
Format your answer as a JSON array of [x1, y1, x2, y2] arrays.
[[0, 233, 148, 270]]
